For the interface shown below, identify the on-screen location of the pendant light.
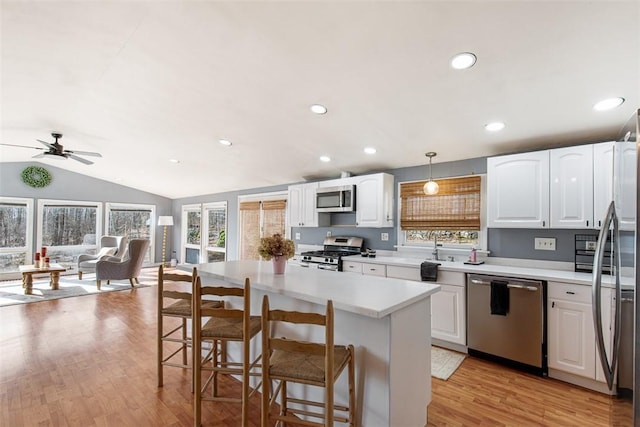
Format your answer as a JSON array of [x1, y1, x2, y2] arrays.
[[423, 152, 439, 195]]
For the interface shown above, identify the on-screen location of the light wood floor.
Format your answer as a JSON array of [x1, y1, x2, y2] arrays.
[[0, 269, 632, 426]]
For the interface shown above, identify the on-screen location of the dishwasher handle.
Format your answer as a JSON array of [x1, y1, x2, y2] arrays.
[[469, 278, 539, 291]]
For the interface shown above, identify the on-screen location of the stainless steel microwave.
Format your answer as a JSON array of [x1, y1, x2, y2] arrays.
[[316, 185, 355, 212]]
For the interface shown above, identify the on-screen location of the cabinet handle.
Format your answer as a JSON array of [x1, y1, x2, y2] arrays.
[[552, 301, 555, 308], [566, 291, 575, 295], [587, 220, 589, 227], [542, 220, 545, 227], [599, 220, 602, 227]]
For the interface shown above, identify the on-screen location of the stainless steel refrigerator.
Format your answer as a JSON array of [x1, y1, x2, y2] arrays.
[[592, 109, 639, 425]]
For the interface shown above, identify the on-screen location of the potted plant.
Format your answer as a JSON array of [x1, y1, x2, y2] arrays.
[[258, 233, 295, 274]]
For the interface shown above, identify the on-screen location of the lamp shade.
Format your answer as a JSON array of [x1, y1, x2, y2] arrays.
[[158, 216, 174, 226]]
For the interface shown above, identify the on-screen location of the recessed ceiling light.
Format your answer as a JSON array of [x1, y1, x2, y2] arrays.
[[593, 97, 625, 111], [310, 104, 328, 115], [364, 147, 377, 154], [485, 122, 505, 132], [169, 159, 180, 164], [451, 52, 477, 70], [219, 139, 232, 146], [320, 155, 331, 162]]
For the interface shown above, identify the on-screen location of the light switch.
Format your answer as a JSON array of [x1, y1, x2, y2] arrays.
[[295, 232, 301, 240]]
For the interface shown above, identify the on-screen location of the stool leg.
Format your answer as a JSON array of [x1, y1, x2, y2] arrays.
[[348, 346, 356, 427]]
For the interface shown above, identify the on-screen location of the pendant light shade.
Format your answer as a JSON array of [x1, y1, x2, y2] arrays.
[[423, 152, 439, 195]]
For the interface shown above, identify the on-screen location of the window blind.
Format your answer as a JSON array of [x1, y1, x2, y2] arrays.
[[400, 176, 481, 231], [262, 199, 286, 238]]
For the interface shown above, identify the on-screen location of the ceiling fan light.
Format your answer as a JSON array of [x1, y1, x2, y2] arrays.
[[423, 180, 439, 195]]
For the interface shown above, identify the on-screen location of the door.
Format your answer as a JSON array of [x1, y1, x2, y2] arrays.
[[550, 145, 594, 228], [548, 298, 596, 378], [487, 150, 550, 228]]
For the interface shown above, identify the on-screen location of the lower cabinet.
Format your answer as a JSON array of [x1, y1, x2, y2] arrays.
[[385, 265, 466, 346], [547, 281, 612, 383]]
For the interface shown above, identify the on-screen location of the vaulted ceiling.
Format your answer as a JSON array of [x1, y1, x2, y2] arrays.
[[1, 1, 638, 198]]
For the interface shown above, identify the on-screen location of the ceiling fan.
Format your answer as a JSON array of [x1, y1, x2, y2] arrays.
[[0, 132, 103, 165]]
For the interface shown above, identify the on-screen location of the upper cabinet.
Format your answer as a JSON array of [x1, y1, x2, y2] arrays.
[[288, 182, 328, 228], [550, 145, 594, 228], [488, 142, 615, 229], [593, 141, 615, 228], [354, 173, 394, 228], [487, 150, 550, 228], [614, 140, 637, 231]]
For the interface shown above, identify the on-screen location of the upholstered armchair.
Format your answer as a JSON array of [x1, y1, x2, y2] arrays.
[[77, 235, 128, 280], [95, 239, 150, 290]]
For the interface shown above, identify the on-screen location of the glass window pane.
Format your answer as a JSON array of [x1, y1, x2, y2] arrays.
[[42, 206, 97, 246], [0, 203, 28, 248], [108, 209, 151, 239], [187, 211, 201, 245], [207, 208, 226, 248]]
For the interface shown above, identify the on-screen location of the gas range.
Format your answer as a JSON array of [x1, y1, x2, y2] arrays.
[[300, 236, 364, 271]]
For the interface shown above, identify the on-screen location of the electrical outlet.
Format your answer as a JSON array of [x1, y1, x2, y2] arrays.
[[534, 237, 556, 251], [326, 231, 332, 237], [381, 232, 389, 241], [295, 232, 301, 240]]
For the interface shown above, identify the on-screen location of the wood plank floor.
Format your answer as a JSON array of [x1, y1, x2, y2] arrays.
[[0, 268, 633, 426]]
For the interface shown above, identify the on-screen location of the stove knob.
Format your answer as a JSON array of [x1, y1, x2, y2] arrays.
[[324, 258, 329, 262]]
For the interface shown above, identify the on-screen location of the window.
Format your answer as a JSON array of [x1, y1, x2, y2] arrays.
[[238, 192, 287, 260], [181, 202, 227, 264], [398, 176, 484, 248], [0, 197, 33, 274], [106, 203, 155, 263], [37, 199, 102, 269]]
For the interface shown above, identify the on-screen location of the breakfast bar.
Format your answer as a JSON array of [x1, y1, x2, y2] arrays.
[[189, 260, 440, 427]]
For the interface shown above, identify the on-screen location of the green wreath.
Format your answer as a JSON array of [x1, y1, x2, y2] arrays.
[[21, 166, 52, 188]]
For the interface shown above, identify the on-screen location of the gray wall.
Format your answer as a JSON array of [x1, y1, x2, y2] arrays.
[[2, 157, 605, 265], [0, 161, 172, 260]]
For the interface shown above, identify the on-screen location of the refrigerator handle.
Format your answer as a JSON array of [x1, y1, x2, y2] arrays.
[[592, 200, 622, 391]]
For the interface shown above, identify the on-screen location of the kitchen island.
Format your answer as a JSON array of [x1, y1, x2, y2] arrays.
[[189, 260, 441, 427]]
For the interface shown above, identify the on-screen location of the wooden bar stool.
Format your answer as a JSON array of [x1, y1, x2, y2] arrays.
[[156, 265, 223, 389], [193, 276, 262, 427], [261, 295, 355, 427]]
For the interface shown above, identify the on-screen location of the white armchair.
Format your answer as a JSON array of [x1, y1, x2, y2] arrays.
[[77, 235, 128, 280]]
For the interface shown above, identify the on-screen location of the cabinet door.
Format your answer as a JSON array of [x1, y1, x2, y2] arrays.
[[362, 263, 386, 277], [487, 151, 550, 228], [356, 175, 382, 227], [431, 284, 465, 345], [288, 185, 303, 227], [595, 287, 613, 383], [614, 140, 637, 231], [593, 142, 615, 228], [301, 182, 319, 227], [550, 145, 594, 228], [355, 173, 394, 228], [548, 298, 596, 378], [342, 261, 362, 274]]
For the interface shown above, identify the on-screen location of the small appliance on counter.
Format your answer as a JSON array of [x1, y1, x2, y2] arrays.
[[299, 236, 364, 271]]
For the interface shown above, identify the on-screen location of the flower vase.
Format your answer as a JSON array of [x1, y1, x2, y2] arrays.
[[272, 256, 287, 274]]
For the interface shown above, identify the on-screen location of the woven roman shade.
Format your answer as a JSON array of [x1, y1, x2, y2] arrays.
[[262, 199, 287, 238], [400, 176, 481, 231], [239, 201, 261, 260]]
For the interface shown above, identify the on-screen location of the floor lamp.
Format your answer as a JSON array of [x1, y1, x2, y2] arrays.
[[158, 216, 174, 268]]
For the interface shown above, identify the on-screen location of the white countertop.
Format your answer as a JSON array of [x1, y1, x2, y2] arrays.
[[343, 255, 632, 289], [190, 260, 441, 319]]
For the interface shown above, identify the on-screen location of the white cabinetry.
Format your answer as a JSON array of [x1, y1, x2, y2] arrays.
[[487, 150, 550, 228], [384, 266, 466, 346], [550, 145, 594, 228], [288, 182, 328, 228], [547, 282, 612, 384], [614, 140, 637, 231], [354, 173, 394, 228], [593, 142, 615, 228]]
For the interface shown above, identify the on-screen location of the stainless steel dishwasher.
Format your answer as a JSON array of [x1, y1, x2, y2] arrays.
[[467, 273, 547, 376]]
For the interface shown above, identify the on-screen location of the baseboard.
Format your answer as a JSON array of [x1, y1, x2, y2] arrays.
[[548, 368, 615, 395], [432, 338, 467, 354]]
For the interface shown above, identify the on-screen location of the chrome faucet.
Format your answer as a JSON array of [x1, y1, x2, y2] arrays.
[[432, 234, 439, 261]]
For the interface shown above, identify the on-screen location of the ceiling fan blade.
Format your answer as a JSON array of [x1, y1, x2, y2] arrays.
[[67, 153, 93, 165], [32, 153, 45, 158], [65, 150, 102, 157], [0, 143, 45, 150], [36, 139, 55, 150]]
